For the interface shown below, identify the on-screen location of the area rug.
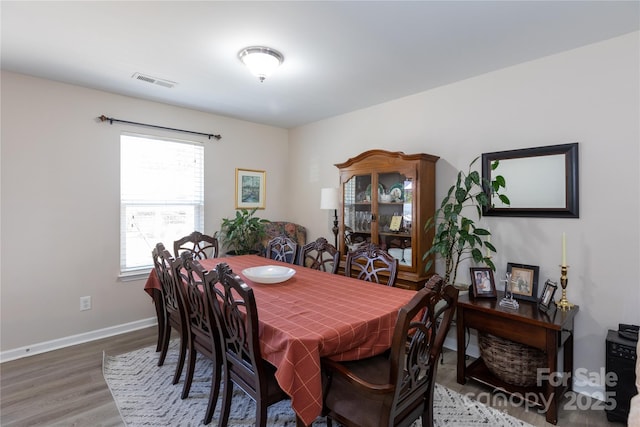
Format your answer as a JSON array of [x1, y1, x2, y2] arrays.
[[103, 341, 534, 427]]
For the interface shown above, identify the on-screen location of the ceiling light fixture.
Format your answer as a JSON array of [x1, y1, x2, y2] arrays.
[[238, 46, 284, 83]]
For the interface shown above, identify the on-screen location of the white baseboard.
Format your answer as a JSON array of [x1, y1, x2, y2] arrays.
[[0, 317, 157, 363]]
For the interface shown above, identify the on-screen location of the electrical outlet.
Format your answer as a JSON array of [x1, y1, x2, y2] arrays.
[[80, 296, 91, 311]]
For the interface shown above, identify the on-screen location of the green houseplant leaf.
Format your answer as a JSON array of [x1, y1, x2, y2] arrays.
[[423, 158, 509, 285], [218, 208, 269, 255]]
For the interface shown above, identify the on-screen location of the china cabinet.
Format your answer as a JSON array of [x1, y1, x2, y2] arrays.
[[335, 150, 439, 290]]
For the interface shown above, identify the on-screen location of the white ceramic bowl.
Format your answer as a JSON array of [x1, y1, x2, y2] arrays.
[[242, 265, 296, 284]]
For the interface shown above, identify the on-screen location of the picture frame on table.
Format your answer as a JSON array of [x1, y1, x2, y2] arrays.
[[235, 168, 266, 209], [538, 279, 558, 312], [469, 267, 497, 298], [506, 262, 540, 302]]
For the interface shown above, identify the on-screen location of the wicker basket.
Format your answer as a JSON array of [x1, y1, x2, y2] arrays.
[[478, 332, 546, 387]]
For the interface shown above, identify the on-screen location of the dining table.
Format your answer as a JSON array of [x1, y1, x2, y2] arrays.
[[144, 254, 418, 426]]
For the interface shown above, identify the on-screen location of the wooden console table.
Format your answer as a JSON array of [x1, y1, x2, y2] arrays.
[[456, 293, 579, 425]]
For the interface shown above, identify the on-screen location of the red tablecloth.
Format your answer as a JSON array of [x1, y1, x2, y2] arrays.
[[144, 255, 416, 425]]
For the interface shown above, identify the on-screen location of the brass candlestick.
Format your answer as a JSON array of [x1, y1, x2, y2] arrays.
[[556, 265, 574, 310]]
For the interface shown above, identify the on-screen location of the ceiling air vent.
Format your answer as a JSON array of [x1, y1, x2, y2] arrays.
[[131, 72, 177, 89]]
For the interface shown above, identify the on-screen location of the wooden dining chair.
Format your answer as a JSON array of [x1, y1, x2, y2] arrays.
[[424, 273, 444, 293], [150, 247, 166, 353], [265, 235, 298, 264], [297, 237, 340, 274], [423, 273, 446, 364], [172, 252, 222, 425], [321, 285, 459, 427], [344, 242, 398, 286], [152, 243, 188, 385], [173, 231, 219, 260], [206, 262, 290, 427]]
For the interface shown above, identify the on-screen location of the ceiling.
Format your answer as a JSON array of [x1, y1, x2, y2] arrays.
[[2, 1, 638, 129]]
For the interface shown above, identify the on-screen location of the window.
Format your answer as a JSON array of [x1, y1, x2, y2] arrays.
[[120, 134, 204, 274]]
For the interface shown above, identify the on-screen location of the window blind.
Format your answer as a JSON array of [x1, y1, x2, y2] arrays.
[[120, 134, 204, 273]]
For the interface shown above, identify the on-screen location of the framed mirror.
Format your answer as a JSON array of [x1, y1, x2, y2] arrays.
[[482, 143, 579, 218]]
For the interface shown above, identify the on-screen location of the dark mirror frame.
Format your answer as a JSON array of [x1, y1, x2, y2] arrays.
[[482, 142, 579, 218]]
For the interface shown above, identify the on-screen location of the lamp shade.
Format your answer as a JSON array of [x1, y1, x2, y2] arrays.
[[320, 188, 339, 210], [238, 46, 284, 82]]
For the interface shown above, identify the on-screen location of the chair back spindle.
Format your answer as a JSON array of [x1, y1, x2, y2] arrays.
[[265, 236, 298, 264], [345, 242, 398, 286], [297, 237, 340, 274], [174, 231, 219, 260]]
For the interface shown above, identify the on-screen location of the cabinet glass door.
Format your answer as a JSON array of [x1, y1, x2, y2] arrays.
[[337, 149, 438, 290], [343, 173, 373, 251], [377, 172, 413, 268]]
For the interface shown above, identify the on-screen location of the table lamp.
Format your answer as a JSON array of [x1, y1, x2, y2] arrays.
[[320, 187, 339, 248]]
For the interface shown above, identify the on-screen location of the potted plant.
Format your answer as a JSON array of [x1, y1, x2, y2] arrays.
[[218, 208, 270, 255], [423, 157, 509, 286]]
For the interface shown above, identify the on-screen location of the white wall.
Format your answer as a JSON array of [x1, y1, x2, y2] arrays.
[[289, 32, 640, 397], [0, 72, 289, 355]]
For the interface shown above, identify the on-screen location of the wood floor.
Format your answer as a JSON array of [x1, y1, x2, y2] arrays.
[[0, 326, 618, 426]]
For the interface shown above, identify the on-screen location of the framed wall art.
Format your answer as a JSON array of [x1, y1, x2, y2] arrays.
[[506, 262, 540, 302], [470, 267, 497, 298], [235, 168, 266, 209]]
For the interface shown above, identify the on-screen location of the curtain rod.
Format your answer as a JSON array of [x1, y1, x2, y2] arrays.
[[98, 115, 221, 140]]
